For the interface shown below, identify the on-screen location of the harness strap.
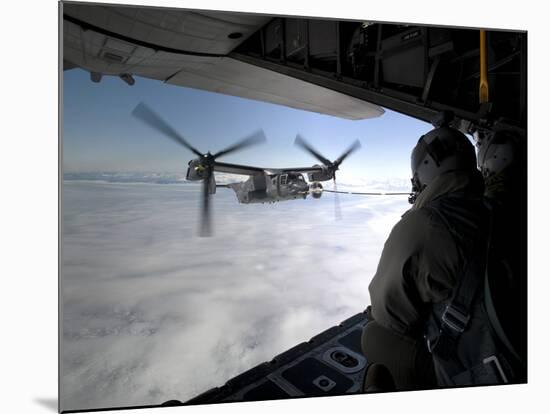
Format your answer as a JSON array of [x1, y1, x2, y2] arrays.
[[449, 356, 507, 385], [424, 196, 490, 360]]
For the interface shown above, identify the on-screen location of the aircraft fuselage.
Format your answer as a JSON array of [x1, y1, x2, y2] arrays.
[[228, 173, 311, 204]]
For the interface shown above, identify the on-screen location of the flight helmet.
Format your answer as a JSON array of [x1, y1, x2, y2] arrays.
[[476, 130, 517, 179], [409, 125, 477, 202]]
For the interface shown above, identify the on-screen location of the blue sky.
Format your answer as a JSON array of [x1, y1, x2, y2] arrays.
[[63, 68, 431, 181]]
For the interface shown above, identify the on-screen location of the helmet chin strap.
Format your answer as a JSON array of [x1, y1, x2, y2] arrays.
[[409, 173, 426, 204]]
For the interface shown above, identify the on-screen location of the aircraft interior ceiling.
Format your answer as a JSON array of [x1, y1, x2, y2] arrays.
[[63, 2, 526, 136]]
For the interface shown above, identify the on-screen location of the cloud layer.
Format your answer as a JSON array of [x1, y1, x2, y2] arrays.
[[61, 180, 410, 411]]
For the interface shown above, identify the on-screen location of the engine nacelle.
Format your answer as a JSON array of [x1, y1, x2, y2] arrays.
[[307, 165, 333, 182], [186, 159, 207, 181], [310, 182, 323, 199]]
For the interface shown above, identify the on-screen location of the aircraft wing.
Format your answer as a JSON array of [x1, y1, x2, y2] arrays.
[[264, 166, 325, 175], [62, 3, 384, 120], [213, 162, 266, 176], [213, 163, 324, 177]]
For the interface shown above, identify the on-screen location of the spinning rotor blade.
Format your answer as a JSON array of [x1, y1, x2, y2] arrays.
[[200, 168, 213, 237], [213, 129, 267, 159], [294, 135, 332, 166], [132, 102, 203, 157], [333, 177, 342, 221], [335, 140, 361, 166]]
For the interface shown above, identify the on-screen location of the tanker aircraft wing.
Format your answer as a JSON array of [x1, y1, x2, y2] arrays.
[[62, 3, 384, 121]]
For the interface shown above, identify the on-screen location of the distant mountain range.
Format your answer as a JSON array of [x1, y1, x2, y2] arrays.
[[64, 172, 191, 185], [63, 171, 244, 185], [63, 172, 410, 192]]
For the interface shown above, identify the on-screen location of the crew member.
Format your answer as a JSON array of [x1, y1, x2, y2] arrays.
[[476, 127, 527, 368], [361, 123, 486, 390]]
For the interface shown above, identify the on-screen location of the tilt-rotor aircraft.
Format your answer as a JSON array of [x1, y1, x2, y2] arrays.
[[132, 102, 374, 236], [62, 1, 526, 411]]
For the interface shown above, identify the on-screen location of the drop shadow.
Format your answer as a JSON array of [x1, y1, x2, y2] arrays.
[[34, 398, 58, 412]]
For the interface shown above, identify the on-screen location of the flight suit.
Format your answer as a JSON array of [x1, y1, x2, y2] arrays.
[[361, 170, 485, 390]]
